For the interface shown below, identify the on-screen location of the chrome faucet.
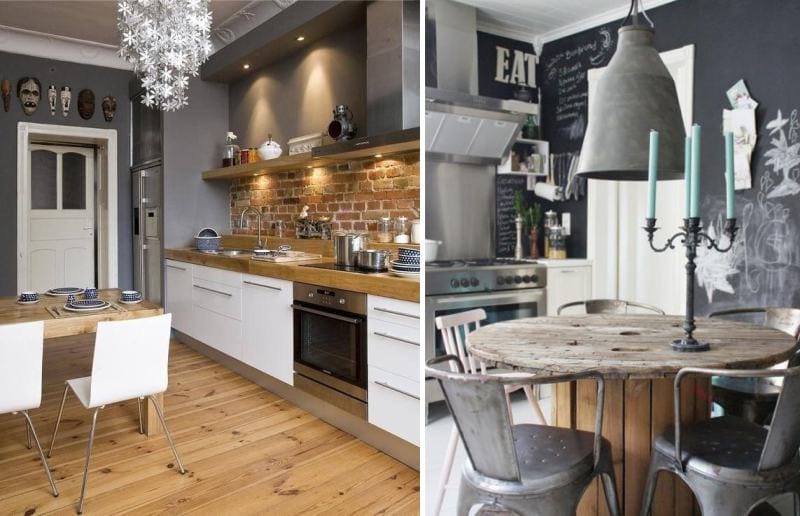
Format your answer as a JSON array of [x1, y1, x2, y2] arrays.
[[239, 207, 264, 249]]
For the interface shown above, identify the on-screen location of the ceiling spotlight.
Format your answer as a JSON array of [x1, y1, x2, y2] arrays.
[[243, 63, 250, 70], [296, 36, 305, 41]]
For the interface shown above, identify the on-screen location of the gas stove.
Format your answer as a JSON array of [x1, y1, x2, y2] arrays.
[[425, 258, 547, 295]]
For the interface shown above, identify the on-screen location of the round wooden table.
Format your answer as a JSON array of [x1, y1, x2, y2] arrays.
[[467, 314, 797, 516]]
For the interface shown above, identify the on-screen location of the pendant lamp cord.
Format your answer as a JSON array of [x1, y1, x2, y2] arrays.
[[622, 0, 654, 28]]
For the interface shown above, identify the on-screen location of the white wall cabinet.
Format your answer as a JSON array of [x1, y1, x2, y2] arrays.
[[242, 274, 294, 385], [543, 260, 593, 316], [367, 295, 420, 445], [164, 260, 192, 335]]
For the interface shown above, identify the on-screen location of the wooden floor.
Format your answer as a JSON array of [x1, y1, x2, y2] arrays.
[[0, 336, 420, 515]]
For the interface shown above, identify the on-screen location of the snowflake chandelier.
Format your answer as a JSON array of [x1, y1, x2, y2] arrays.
[[118, 0, 213, 111]]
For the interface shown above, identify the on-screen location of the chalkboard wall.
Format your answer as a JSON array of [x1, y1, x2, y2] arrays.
[[539, 0, 800, 313]]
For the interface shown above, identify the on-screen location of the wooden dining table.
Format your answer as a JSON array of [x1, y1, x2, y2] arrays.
[[467, 314, 798, 516], [1, 289, 165, 435]]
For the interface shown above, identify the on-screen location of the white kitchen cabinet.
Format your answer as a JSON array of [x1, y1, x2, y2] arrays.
[[188, 265, 243, 359], [542, 260, 593, 316], [242, 274, 294, 385], [367, 295, 420, 444], [164, 259, 193, 335]]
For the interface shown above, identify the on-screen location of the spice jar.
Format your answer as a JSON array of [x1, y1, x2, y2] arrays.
[[377, 216, 393, 243], [393, 216, 410, 244], [548, 226, 567, 259], [543, 210, 558, 257]]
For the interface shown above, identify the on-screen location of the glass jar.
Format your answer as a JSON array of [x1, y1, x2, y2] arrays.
[[393, 216, 410, 244], [543, 210, 558, 257], [377, 216, 393, 243], [548, 226, 567, 259]]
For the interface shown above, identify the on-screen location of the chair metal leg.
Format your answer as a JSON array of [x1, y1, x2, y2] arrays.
[[504, 387, 515, 425], [640, 450, 671, 516], [26, 419, 31, 449], [77, 408, 100, 515], [433, 424, 460, 515], [147, 395, 186, 474], [522, 385, 547, 425], [21, 411, 59, 498], [137, 397, 144, 434], [47, 383, 70, 458], [600, 471, 621, 516]]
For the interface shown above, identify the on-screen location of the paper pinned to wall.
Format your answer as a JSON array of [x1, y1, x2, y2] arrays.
[[723, 107, 756, 190]]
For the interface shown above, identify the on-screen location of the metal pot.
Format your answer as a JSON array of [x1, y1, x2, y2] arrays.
[[333, 232, 368, 267], [356, 249, 391, 271]]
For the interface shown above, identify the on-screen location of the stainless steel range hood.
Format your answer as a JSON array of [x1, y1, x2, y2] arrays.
[[425, 87, 526, 165]]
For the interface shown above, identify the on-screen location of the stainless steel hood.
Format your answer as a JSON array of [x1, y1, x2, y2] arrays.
[[425, 87, 526, 165]]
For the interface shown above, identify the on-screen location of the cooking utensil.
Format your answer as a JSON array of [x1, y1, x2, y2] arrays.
[[356, 249, 391, 271], [333, 233, 368, 267], [424, 239, 442, 262]]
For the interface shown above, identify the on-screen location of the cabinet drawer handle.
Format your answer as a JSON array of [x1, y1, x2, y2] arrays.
[[559, 270, 575, 274], [374, 380, 420, 400], [166, 264, 187, 271], [193, 284, 233, 297], [373, 307, 419, 319], [373, 331, 419, 347], [243, 280, 281, 291]]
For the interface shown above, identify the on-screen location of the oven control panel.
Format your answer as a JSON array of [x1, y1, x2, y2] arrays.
[[294, 282, 367, 315], [427, 266, 547, 295]]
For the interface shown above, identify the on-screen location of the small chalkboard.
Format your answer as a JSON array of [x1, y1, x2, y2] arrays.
[[495, 174, 527, 256]]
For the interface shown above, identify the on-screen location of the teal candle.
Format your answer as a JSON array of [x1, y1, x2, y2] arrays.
[[647, 130, 659, 219], [690, 124, 701, 218], [684, 136, 692, 219], [725, 131, 735, 219]]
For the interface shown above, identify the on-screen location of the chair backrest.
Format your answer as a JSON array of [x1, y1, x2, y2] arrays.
[[89, 313, 172, 407], [764, 308, 800, 341], [427, 360, 521, 481], [558, 299, 665, 315], [0, 321, 44, 413], [759, 367, 800, 470], [435, 309, 487, 375]]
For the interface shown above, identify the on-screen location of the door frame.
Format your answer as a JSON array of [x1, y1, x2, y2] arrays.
[[17, 122, 118, 291]]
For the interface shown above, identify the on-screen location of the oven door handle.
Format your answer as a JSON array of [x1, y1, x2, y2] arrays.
[[291, 304, 362, 325]]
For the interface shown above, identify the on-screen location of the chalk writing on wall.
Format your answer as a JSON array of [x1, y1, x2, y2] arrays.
[[495, 174, 527, 256], [697, 109, 800, 306]]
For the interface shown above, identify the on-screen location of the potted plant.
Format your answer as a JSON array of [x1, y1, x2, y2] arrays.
[[514, 191, 543, 259]]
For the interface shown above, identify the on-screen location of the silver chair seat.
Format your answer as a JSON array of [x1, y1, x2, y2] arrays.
[[712, 376, 782, 396], [654, 416, 800, 483], [463, 424, 605, 493]]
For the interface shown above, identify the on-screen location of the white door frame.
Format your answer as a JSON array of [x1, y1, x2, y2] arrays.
[[17, 122, 118, 291]]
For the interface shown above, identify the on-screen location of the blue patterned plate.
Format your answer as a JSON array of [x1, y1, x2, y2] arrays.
[[47, 287, 84, 297], [63, 300, 110, 312]]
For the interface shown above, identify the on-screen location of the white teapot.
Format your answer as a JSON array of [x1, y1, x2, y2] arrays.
[[257, 134, 282, 160]]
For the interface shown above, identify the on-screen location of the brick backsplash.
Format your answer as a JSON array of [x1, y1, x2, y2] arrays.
[[230, 151, 419, 236]]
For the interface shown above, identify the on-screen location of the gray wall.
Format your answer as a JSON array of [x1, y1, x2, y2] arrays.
[[163, 78, 231, 247], [0, 51, 133, 295], [228, 22, 366, 148]]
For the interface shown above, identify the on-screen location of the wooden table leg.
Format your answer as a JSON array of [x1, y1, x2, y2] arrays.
[[142, 393, 163, 436]]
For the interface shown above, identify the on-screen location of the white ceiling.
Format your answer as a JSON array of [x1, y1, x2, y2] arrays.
[[455, 0, 678, 43], [0, 0, 252, 47]]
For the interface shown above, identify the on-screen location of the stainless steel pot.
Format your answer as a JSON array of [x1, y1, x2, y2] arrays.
[[356, 249, 391, 271], [333, 232, 368, 267]]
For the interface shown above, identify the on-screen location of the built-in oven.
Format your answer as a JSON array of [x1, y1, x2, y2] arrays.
[[424, 287, 547, 406], [292, 282, 368, 419]]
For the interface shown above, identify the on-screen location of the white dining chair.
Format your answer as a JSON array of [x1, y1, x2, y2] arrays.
[[47, 313, 185, 514], [0, 320, 58, 497], [432, 309, 547, 516]]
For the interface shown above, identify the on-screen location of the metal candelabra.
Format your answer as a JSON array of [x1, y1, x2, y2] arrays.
[[643, 217, 738, 352]]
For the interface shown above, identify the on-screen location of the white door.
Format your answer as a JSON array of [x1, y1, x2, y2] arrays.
[[587, 45, 695, 314], [26, 145, 95, 292]]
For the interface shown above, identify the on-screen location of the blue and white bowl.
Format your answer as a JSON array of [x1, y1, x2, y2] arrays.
[[121, 290, 142, 302], [67, 294, 77, 304], [398, 247, 421, 257], [19, 291, 38, 302], [84, 287, 98, 299], [396, 255, 421, 265]]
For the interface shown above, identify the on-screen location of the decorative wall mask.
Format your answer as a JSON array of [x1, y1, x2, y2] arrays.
[[48, 84, 57, 116], [60, 86, 71, 117], [77, 89, 94, 120], [17, 77, 41, 116], [101, 95, 117, 122], [1, 80, 10, 112]]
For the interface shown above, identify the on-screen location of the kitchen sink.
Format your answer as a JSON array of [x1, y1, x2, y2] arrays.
[[221, 249, 252, 257]]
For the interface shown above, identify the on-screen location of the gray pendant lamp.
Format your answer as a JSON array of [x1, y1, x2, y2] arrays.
[[577, 0, 685, 180]]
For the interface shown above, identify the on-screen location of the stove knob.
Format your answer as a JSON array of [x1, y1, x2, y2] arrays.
[[522, 275, 531, 283], [497, 276, 505, 285], [470, 277, 479, 287], [504, 275, 514, 284], [530, 274, 539, 283], [514, 275, 522, 284], [307, 292, 315, 299], [450, 278, 460, 288], [460, 278, 470, 288], [339, 298, 346, 305]]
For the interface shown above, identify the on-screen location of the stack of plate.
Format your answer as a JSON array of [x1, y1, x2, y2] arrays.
[[389, 248, 420, 278], [63, 299, 110, 313], [46, 287, 84, 297]]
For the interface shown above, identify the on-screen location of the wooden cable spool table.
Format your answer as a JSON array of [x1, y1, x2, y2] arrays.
[[467, 314, 797, 516]]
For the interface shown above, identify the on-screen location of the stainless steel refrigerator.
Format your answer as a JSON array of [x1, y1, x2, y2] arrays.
[[132, 165, 162, 304]]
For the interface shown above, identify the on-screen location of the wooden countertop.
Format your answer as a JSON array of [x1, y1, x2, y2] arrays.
[[164, 248, 420, 303]]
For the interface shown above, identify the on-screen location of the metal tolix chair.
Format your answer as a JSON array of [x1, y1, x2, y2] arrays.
[[708, 308, 800, 425], [557, 298, 666, 316], [427, 355, 620, 516], [641, 365, 800, 516]]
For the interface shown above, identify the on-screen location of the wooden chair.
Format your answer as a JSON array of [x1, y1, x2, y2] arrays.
[[0, 321, 58, 498], [557, 298, 666, 316], [642, 365, 800, 516], [428, 355, 620, 516], [708, 307, 800, 425], [47, 314, 185, 514], [431, 308, 547, 516]]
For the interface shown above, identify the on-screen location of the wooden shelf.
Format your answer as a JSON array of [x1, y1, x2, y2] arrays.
[[202, 130, 420, 181]]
